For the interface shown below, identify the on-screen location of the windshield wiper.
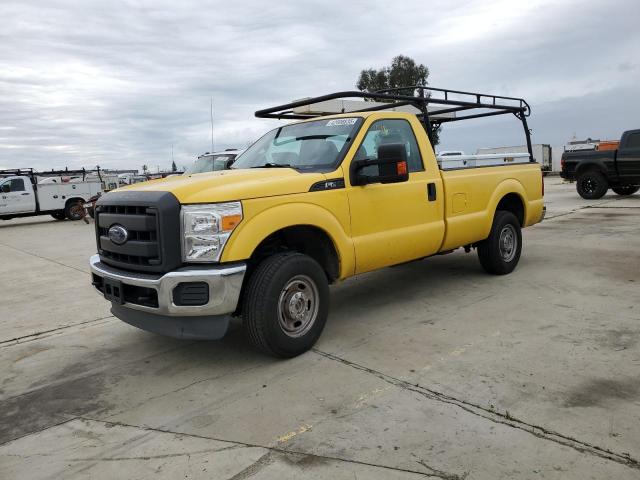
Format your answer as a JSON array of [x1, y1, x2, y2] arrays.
[[251, 163, 292, 169]]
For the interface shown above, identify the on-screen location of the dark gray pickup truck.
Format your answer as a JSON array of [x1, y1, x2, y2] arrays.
[[561, 129, 640, 199]]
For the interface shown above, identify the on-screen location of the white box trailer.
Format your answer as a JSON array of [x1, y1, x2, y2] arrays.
[[476, 144, 551, 170], [0, 169, 104, 221]]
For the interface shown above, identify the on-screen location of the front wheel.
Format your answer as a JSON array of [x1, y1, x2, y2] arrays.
[[611, 185, 639, 196], [242, 252, 329, 358], [477, 210, 522, 275], [576, 171, 608, 199]]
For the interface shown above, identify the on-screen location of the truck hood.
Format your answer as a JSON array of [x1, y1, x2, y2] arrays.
[[119, 168, 329, 204]]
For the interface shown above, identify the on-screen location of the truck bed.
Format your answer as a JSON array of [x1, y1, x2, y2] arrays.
[[440, 162, 544, 251]]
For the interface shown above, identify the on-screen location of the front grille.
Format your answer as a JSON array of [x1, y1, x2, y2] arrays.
[[95, 191, 182, 273], [97, 205, 160, 268]]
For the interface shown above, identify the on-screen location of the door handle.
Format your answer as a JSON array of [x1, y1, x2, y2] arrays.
[[427, 183, 437, 201], [21, 192, 30, 196]]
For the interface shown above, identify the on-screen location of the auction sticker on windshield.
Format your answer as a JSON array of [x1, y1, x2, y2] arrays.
[[326, 118, 358, 127]]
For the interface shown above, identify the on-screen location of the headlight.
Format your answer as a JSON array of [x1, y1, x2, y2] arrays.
[[181, 202, 242, 262]]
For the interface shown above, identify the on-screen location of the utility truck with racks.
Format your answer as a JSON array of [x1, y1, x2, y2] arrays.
[[0, 169, 107, 221], [89, 86, 545, 357]]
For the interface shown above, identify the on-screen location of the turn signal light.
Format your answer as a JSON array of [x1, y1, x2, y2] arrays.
[[222, 214, 242, 231]]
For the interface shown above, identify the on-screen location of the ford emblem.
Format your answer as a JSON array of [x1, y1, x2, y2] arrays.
[[108, 224, 129, 245]]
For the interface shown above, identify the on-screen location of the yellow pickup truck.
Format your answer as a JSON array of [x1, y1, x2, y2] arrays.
[[90, 87, 544, 357]]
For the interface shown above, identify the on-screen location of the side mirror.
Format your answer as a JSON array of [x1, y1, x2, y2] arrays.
[[225, 158, 235, 169], [351, 143, 409, 186], [1, 184, 10, 193]]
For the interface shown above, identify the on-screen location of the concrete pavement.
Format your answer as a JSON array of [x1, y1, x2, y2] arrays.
[[1, 178, 639, 479]]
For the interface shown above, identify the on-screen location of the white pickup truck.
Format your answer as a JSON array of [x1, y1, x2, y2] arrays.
[[0, 169, 104, 221]]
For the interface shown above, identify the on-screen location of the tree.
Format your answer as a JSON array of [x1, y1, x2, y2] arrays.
[[356, 55, 441, 145], [142, 164, 148, 174], [171, 161, 177, 172], [357, 55, 429, 95]]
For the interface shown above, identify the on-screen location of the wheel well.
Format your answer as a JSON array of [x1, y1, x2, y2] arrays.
[[65, 197, 85, 207], [496, 193, 524, 226], [575, 163, 605, 177], [250, 226, 340, 283]]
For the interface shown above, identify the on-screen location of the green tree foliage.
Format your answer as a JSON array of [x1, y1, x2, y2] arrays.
[[357, 55, 429, 95], [171, 160, 177, 172], [356, 55, 441, 145]]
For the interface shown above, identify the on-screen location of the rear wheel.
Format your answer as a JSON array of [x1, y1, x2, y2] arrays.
[[51, 211, 66, 220], [611, 185, 639, 196], [576, 171, 608, 199], [64, 200, 85, 221], [477, 210, 522, 275], [242, 252, 329, 358]]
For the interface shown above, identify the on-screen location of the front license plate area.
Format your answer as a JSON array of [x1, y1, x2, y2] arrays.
[[103, 278, 124, 304]]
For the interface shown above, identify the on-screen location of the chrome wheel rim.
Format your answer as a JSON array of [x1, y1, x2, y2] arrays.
[[582, 178, 597, 194], [277, 275, 319, 338], [499, 224, 517, 262]]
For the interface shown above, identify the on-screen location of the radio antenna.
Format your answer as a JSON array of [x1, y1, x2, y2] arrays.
[[210, 97, 215, 153]]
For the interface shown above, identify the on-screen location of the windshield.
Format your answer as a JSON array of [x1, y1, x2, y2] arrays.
[[185, 154, 236, 174], [231, 118, 362, 171]]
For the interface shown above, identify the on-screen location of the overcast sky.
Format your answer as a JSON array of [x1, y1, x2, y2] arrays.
[[1, 0, 638, 171]]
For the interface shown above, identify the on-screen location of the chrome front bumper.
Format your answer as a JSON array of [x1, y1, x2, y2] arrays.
[[89, 254, 246, 317]]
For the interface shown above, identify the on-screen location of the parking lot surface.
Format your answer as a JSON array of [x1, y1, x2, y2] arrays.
[[1, 178, 639, 479]]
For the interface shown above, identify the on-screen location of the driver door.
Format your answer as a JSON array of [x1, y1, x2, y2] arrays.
[[0, 177, 35, 214], [346, 118, 445, 274]]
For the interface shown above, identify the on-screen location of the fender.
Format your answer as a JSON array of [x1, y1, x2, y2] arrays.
[[575, 160, 608, 176], [221, 201, 355, 279], [487, 177, 543, 229]]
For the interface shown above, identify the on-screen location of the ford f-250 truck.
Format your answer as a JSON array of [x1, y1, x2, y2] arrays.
[[89, 87, 545, 357], [561, 129, 640, 199]]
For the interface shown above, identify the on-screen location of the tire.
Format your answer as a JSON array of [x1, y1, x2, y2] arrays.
[[576, 170, 608, 199], [51, 211, 66, 220], [477, 210, 522, 275], [242, 252, 329, 358], [611, 185, 639, 196], [64, 200, 85, 221]]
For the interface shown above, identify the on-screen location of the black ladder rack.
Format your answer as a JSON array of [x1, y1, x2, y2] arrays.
[[254, 86, 533, 159], [0, 167, 106, 184]]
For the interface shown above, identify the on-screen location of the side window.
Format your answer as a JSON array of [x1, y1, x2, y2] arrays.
[[355, 119, 424, 175], [626, 132, 640, 149], [10, 178, 25, 192]]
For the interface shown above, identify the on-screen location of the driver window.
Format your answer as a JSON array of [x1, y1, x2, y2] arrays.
[[10, 178, 25, 192], [355, 119, 424, 176]]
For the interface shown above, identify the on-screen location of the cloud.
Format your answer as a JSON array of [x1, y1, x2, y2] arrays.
[[0, 0, 638, 171]]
